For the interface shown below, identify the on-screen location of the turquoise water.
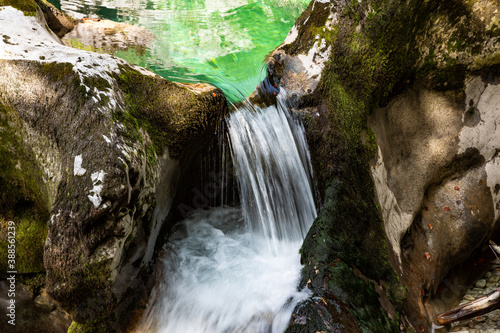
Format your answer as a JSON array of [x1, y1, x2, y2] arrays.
[[49, 0, 308, 101]]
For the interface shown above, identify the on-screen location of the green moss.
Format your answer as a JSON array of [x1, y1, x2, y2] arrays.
[[51, 259, 116, 332], [20, 273, 46, 295], [0, 0, 38, 15], [113, 63, 227, 159], [328, 262, 399, 332], [0, 215, 47, 274], [36, 61, 74, 82], [68, 322, 85, 333], [0, 101, 50, 276], [67, 39, 104, 53]]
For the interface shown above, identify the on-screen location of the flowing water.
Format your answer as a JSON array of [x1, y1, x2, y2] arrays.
[[48, 0, 309, 101], [139, 92, 316, 332], [46, 1, 317, 331], [227, 92, 316, 255]]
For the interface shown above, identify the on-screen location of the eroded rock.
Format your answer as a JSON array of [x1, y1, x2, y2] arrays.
[[0, 6, 227, 331], [267, 0, 500, 332]]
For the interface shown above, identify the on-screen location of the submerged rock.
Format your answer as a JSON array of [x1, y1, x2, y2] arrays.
[[62, 18, 155, 55], [0, 5, 227, 332], [267, 0, 500, 331]]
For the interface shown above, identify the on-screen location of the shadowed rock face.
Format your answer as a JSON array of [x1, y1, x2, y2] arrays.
[[371, 78, 500, 326], [266, 0, 500, 331], [0, 6, 228, 331]]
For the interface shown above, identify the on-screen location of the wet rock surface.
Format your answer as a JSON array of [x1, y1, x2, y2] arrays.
[[0, 281, 71, 333]]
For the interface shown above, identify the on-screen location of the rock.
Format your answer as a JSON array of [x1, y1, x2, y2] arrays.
[[0, 6, 227, 331], [267, 0, 500, 332], [36, 0, 75, 37], [488, 275, 500, 283], [62, 18, 155, 55], [476, 280, 488, 288], [34, 290, 57, 310]]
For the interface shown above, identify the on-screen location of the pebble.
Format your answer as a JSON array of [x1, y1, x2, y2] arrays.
[[450, 267, 500, 333], [475, 279, 487, 288], [488, 275, 500, 283]]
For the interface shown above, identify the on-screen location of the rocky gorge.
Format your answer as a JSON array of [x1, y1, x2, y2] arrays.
[[1, 0, 500, 332]]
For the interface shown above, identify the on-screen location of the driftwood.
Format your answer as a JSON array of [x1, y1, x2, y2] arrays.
[[436, 287, 500, 325], [436, 240, 500, 325]]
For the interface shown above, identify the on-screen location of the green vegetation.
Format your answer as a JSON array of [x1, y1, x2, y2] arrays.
[[0, 0, 38, 15], [0, 102, 49, 276], [51, 259, 116, 332], [114, 63, 228, 159]]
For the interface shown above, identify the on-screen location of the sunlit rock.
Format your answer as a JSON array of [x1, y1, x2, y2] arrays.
[[0, 5, 227, 331]]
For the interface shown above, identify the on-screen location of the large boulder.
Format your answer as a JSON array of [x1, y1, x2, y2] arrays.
[[0, 5, 227, 331], [268, 0, 500, 331]]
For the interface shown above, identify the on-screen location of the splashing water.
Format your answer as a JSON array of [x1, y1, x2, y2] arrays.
[[139, 91, 317, 332], [138, 207, 311, 333]]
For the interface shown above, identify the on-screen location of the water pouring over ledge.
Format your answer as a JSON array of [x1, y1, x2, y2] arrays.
[[227, 90, 317, 255], [138, 90, 317, 332]]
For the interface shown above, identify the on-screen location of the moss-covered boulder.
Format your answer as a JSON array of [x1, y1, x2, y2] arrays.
[[0, 6, 228, 332], [268, 0, 500, 331]]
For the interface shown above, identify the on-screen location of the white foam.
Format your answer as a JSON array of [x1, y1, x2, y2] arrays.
[[139, 207, 311, 333]]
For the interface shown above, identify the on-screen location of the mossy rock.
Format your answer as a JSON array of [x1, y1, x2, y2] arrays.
[[113, 63, 228, 160], [0, 102, 49, 276], [276, 0, 500, 331], [0, 0, 38, 15]]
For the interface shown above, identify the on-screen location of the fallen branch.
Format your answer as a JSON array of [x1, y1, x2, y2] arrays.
[[436, 287, 500, 325]]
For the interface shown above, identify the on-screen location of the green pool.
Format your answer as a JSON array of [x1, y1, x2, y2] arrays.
[[49, 0, 309, 101]]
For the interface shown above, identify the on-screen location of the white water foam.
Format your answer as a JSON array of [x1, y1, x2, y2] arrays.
[[138, 207, 311, 333], [139, 91, 316, 332]]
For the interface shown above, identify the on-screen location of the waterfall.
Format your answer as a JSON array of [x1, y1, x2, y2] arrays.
[[227, 91, 317, 255], [138, 90, 316, 333]]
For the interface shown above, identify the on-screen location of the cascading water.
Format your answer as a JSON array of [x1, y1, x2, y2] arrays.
[[227, 91, 317, 254], [138, 91, 317, 332]]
